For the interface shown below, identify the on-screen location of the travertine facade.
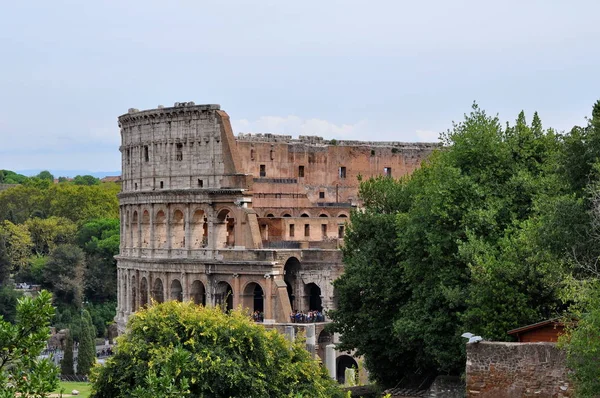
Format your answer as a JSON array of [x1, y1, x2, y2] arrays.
[[115, 102, 437, 377]]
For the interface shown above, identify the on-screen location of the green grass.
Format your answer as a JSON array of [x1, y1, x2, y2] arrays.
[[52, 381, 92, 397]]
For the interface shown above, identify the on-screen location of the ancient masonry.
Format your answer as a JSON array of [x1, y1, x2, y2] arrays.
[[115, 102, 437, 381]]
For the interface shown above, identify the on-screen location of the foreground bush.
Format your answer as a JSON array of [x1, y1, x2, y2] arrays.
[[91, 301, 343, 398]]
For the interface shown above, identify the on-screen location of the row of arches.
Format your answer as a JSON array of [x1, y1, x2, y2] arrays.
[[123, 206, 235, 249], [126, 276, 267, 315]]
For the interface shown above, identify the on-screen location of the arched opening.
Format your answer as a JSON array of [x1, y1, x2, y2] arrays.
[[192, 210, 208, 249], [282, 213, 292, 218], [266, 213, 274, 218], [215, 281, 233, 311], [190, 280, 206, 306], [306, 283, 323, 312], [170, 279, 183, 302], [152, 278, 164, 303], [155, 210, 167, 249], [284, 257, 301, 310], [338, 213, 348, 218], [140, 277, 148, 307], [243, 282, 264, 316], [132, 211, 139, 247], [172, 209, 185, 249], [336, 355, 359, 385], [319, 214, 329, 218], [131, 275, 137, 312], [301, 213, 310, 217], [317, 330, 332, 361], [217, 209, 235, 248], [141, 210, 150, 248]]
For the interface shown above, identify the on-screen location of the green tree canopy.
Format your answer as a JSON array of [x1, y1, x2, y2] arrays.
[[0, 290, 59, 397], [330, 104, 576, 385], [43, 244, 85, 307], [91, 302, 343, 398]]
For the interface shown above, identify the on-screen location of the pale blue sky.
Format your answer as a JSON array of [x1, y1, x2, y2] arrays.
[[1, 0, 599, 172]]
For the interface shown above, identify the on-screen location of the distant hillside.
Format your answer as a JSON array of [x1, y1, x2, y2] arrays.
[[16, 169, 121, 179]]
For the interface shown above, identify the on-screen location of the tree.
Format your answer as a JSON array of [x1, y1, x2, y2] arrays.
[[91, 301, 343, 398], [61, 330, 75, 376], [0, 290, 59, 397], [0, 284, 23, 323], [77, 309, 96, 376], [72, 175, 100, 186], [25, 216, 77, 256], [0, 220, 33, 276], [43, 244, 85, 307], [330, 104, 569, 385], [36, 170, 55, 182]]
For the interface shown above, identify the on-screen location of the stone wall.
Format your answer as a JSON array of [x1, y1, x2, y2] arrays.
[[466, 342, 572, 397]]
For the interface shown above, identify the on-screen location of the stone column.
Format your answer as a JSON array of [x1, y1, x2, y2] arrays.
[[185, 204, 191, 251], [137, 205, 142, 254], [264, 274, 273, 322], [326, 344, 337, 380], [232, 274, 240, 309], [166, 204, 172, 252], [116, 268, 122, 314], [149, 204, 155, 255], [183, 272, 190, 301]]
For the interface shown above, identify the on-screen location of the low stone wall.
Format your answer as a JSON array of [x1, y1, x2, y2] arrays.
[[466, 341, 572, 397]]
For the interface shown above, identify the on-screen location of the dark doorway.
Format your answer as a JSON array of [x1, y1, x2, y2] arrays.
[[336, 355, 358, 384], [307, 283, 322, 311]]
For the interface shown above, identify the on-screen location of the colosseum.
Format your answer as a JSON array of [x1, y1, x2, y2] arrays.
[[115, 102, 437, 381]]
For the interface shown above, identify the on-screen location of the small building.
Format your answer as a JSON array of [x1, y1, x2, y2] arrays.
[[507, 318, 566, 343]]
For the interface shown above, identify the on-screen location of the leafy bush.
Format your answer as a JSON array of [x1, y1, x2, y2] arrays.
[[91, 301, 343, 398]]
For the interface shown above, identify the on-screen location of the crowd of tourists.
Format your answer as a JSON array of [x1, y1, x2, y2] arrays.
[[289, 310, 325, 323], [252, 311, 264, 322]]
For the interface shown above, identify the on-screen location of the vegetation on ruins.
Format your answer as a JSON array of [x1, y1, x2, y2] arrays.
[[330, 101, 600, 387], [0, 290, 59, 397], [91, 301, 344, 398], [0, 178, 120, 340]]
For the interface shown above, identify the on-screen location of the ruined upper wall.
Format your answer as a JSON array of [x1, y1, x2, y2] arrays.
[[235, 132, 439, 209], [237, 132, 438, 150], [118, 103, 245, 193]]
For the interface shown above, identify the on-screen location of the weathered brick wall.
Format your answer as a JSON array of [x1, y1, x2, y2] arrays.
[[466, 342, 572, 397]]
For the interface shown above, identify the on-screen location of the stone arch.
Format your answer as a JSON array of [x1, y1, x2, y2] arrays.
[[170, 279, 183, 302], [266, 213, 275, 218], [336, 355, 359, 384], [140, 277, 149, 307], [152, 278, 164, 303], [284, 257, 301, 310], [300, 212, 310, 217], [215, 281, 233, 311], [317, 329, 332, 361], [242, 281, 264, 314], [141, 210, 150, 248], [338, 213, 349, 218], [190, 280, 206, 306], [319, 213, 329, 218], [191, 209, 208, 249], [282, 213, 292, 218], [306, 282, 323, 312], [132, 211, 139, 247], [216, 208, 235, 248], [155, 210, 167, 249], [172, 209, 185, 248], [131, 275, 137, 312]]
